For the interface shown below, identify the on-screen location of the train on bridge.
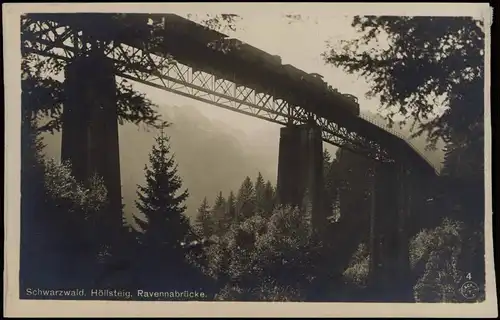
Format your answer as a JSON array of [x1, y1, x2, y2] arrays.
[[145, 13, 361, 119]]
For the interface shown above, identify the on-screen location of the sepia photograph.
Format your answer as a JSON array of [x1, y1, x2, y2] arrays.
[[4, 2, 496, 318]]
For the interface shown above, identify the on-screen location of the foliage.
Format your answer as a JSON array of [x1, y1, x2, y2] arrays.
[[43, 159, 108, 216], [442, 137, 484, 181], [340, 217, 479, 303], [194, 170, 323, 301], [134, 127, 190, 253], [129, 126, 208, 292], [342, 243, 370, 289], [42, 159, 113, 266], [253, 172, 276, 218], [20, 116, 114, 290], [410, 218, 469, 302], [324, 16, 486, 303], [323, 16, 485, 149], [20, 45, 64, 132], [208, 205, 319, 301], [194, 197, 215, 239], [25, 120, 109, 241], [261, 181, 276, 218], [21, 42, 162, 133], [22, 15, 150, 133], [226, 191, 237, 214], [254, 172, 266, 213], [20, 13, 486, 302], [20, 12, 245, 134], [224, 191, 237, 228], [191, 157, 382, 301], [188, 13, 242, 33], [235, 176, 256, 221], [212, 192, 228, 236]]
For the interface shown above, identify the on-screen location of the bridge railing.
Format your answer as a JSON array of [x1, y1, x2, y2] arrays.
[[359, 113, 440, 175]]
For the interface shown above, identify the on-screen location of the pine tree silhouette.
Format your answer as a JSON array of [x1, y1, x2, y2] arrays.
[[236, 176, 255, 220], [194, 197, 214, 239], [254, 172, 266, 214], [134, 125, 191, 289], [212, 191, 227, 236]]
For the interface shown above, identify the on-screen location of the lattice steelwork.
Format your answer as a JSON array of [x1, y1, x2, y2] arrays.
[[20, 15, 439, 171]]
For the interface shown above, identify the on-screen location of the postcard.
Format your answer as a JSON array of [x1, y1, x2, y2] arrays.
[[4, 2, 496, 318]]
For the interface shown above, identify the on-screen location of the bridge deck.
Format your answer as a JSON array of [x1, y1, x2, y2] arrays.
[[23, 13, 438, 175]]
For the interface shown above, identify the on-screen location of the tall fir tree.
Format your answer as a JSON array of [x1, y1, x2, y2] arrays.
[[212, 191, 227, 236], [254, 172, 266, 214], [225, 191, 237, 228], [236, 176, 255, 221], [195, 197, 214, 239], [134, 127, 190, 262], [262, 181, 276, 217]]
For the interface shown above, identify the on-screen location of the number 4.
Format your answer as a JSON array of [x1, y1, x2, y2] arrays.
[[466, 273, 472, 280]]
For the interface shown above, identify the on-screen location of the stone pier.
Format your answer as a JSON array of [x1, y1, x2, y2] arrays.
[[276, 124, 326, 235], [61, 51, 122, 244]]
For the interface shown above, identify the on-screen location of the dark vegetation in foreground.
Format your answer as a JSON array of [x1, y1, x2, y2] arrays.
[[20, 118, 485, 302]]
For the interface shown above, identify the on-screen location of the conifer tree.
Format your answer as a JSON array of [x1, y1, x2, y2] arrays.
[[195, 197, 214, 238], [224, 191, 237, 228], [236, 176, 255, 221], [212, 191, 227, 236], [134, 126, 190, 260], [254, 172, 266, 214], [262, 181, 276, 217]]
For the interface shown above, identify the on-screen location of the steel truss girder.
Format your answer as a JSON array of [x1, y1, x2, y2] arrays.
[[21, 17, 439, 165]]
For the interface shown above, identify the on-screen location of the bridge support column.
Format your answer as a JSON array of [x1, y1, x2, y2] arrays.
[[276, 124, 325, 235], [368, 162, 413, 302], [61, 51, 122, 244]]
